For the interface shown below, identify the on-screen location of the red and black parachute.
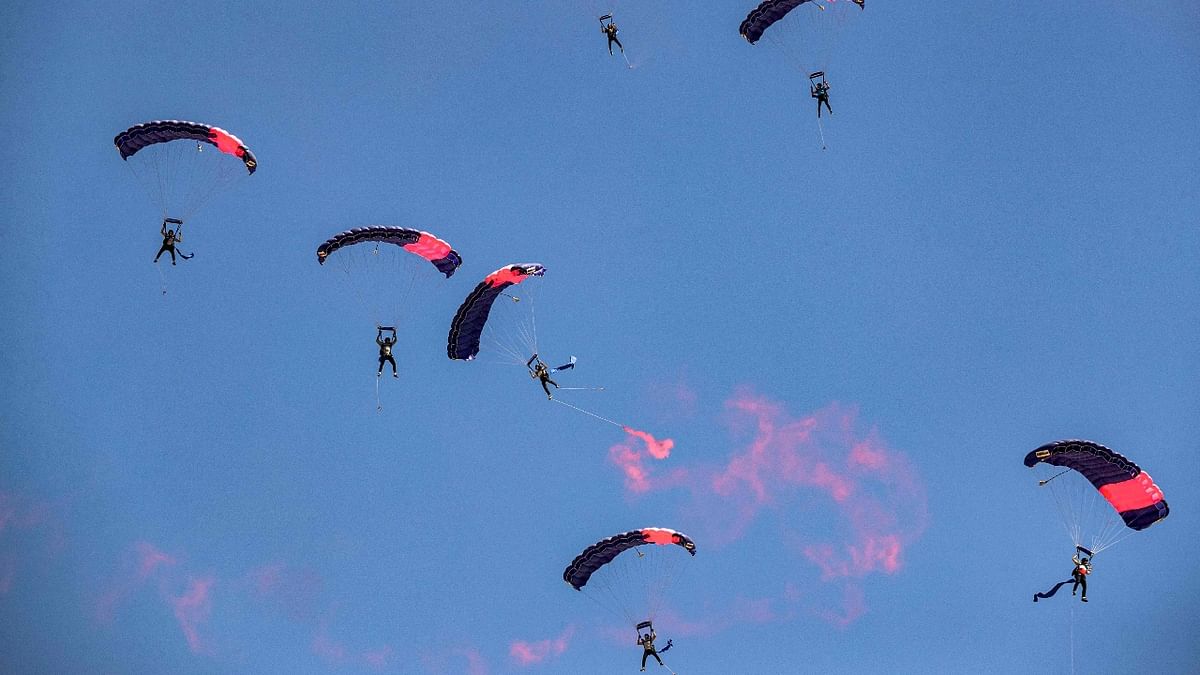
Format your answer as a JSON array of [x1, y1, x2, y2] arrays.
[[564, 528, 696, 591], [115, 120, 257, 174], [317, 226, 462, 277], [739, 0, 863, 45], [1025, 440, 1168, 531], [447, 263, 545, 361]]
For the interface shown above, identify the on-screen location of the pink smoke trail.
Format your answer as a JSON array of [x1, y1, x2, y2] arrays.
[[510, 626, 575, 666], [171, 576, 214, 654]]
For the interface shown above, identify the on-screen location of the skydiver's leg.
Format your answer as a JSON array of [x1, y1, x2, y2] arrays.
[[378, 357, 386, 376], [817, 99, 822, 118], [168, 247, 176, 265], [650, 652, 663, 666], [386, 355, 398, 377], [155, 245, 169, 262], [642, 652, 650, 670], [1079, 576, 1086, 601], [608, 37, 614, 55], [823, 99, 833, 115], [614, 36, 623, 53], [541, 379, 553, 398]]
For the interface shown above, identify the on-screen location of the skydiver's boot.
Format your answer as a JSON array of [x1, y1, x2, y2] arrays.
[[393, 372, 398, 379], [1032, 594, 1038, 602], [1081, 596, 1087, 602]]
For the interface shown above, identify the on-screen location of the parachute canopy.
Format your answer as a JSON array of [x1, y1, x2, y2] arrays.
[[316, 226, 462, 277], [115, 120, 257, 174], [740, 0, 863, 45], [447, 263, 545, 361], [1025, 440, 1169, 531], [564, 528, 696, 591]]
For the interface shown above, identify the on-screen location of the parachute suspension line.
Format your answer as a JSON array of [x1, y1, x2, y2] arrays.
[[528, 286, 540, 356], [1046, 471, 1081, 547], [375, 373, 383, 412], [156, 262, 168, 296], [552, 398, 624, 428], [816, 115, 828, 151]]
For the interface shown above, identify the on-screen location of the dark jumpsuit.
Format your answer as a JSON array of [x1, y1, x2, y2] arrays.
[[639, 634, 663, 669], [527, 355, 558, 399], [533, 364, 557, 398], [377, 335, 397, 376], [604, 24, 623, 55], [155, 228, 179, 264], [1071, 557, 1090, 600], [812, 83, 832, 117]]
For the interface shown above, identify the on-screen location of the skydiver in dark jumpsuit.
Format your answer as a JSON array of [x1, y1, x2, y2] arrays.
[[1070, 554, 1091, 602], [602, 21, 623, 56], [154, 220, 183, 265], [637, 630, 664, 671], [527, 354, 558, 400], [812, 80, 832, 118], [377, 327, 398, 378]]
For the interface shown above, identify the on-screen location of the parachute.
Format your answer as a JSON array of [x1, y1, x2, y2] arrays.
[[564, 528, 696, 629], [1026, 440, 1169, 554], [739, 0, 864, 79], [740, 0, 863, 45], [114, 119, 256, 224], [115, 120, 257, 172], [446, 263, 545, 363], [317, 227, 462, 277]]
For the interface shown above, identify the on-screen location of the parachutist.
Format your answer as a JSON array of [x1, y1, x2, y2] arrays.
[[528, 354, 559, 399], [1070, 553, 1091, 601], [637, 626, 665, 671], [377, 326, 398, 378], [811, 77, 832, 118], [154, 218, 190, 265], [600, 15, 623, 55]]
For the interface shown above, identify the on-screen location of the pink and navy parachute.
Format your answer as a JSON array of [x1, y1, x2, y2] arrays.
[[739, 0, 863, 44], [563, 528, 696, 591], [447, 263, 545, 361], [316, 227, 462, 277], [1025, 440, 1169, 531], [114, 120, 257, 174]]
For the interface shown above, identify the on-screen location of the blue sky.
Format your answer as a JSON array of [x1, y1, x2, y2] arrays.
[[2, 2, 1198, 673]]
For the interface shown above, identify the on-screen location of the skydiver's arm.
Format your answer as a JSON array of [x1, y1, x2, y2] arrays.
[[526, 354, 538, 370]]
